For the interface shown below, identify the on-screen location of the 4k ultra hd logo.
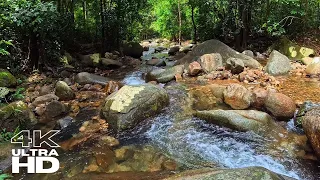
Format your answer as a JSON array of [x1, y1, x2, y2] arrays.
[[10, 130, 60, 174]]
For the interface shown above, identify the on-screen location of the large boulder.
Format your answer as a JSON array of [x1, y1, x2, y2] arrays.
[[272, 36, 315, 60], [166, 167, 286, 180], [75, 72, 111, 85], [195, 110, 272, 134], [123, 42, 143, 58], [225, 58, 245, 74], [0, 69, 17, 87], [178, 39, 261, 69], [302, 107, 320, 158], [0, 101, 36, 132], [265, 50, 291, 76], [55, 81, 75, 101], [264, 92, 296, 120], [101, 84, 169, 131], [223, 84, 252, 110], [198, 53, 223, 73], [146, 65, 184, 83], [305, 57, 320, 75]]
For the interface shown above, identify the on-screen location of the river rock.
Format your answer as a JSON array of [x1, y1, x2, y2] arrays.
[[242, 50, 254, 58], [168, 46, 180, 56], [146, 65, 184, 83], [252, 88, 268, 109], [0, 69, 17, 87], [55, 81, 75, 101], [225, 58, 245, 74], [79, 53, 100, 67], [302, 107, 320, 158], [198, 53, 223, 73], [39, 100, 69, 124], [39, 85, 52, 96], [101, 84, 169, 131], [195, 110, 272, 133], [188, 61, 202, 76], [178, 39, 261, 69], [295, 101, 320, 127], [123, 42, 143, 58], [31, 94, 59, 108], [166, 167, 286, 180], [146, 58, 165, 66], [305, 57, 320, 75], [155, 46, 166, 53], [223, 84, 252, 110], [265, 50, 291, 75], [264, 92, 296, 119], [75, 72, 110, 85], [101, 58, 123, 68], [0, 101, 36, 132]]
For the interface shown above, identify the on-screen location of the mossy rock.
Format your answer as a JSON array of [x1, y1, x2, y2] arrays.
[[0, 69, 17, 87], [271, 36, 315, 60], [0, 101, 36, 132], [101, 84, 169, 131]]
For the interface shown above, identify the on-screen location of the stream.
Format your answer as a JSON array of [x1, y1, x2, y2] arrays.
[[11, 49, 320, 180]]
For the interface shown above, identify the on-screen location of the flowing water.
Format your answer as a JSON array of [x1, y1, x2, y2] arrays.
[[121, 75, 319, 179]]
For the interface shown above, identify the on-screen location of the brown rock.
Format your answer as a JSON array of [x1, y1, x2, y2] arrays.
[[198, 53, 223, 73], [302, 107, 320, 158], [252, 88, 268, 109], [264, 92, 296, 119], [223, 84, 252, 110], [105, 81, 123, 95], [188, 61, 202, 76]]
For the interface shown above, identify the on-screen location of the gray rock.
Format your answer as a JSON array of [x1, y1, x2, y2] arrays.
[[195, 110, 272, 133], [57, 116, 73, 129], [242, 50, 254, 58], [168, 46, 180, 56], [178, 40, 261, 69], [55, 81, 75, 101], [75, 72, 110, 85], [123, 42, 143, 58], [265, 50, 291, 75], [146, 65, 184, 83], [101, 84, 169, 131], [101, 58, 123, 68], [226, 58, 245, 74]]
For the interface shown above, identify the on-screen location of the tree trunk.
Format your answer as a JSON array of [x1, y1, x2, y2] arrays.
[[178, 0, 182, 45], [83, 0, 87, 29], [191, 5, 197, 44], [100, 0, 106, 55]]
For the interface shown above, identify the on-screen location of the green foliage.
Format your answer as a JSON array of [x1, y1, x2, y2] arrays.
[[0, 126, 20, 142]]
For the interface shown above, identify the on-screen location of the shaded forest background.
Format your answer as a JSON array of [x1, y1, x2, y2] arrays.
[[1, 0, 320, 73]]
